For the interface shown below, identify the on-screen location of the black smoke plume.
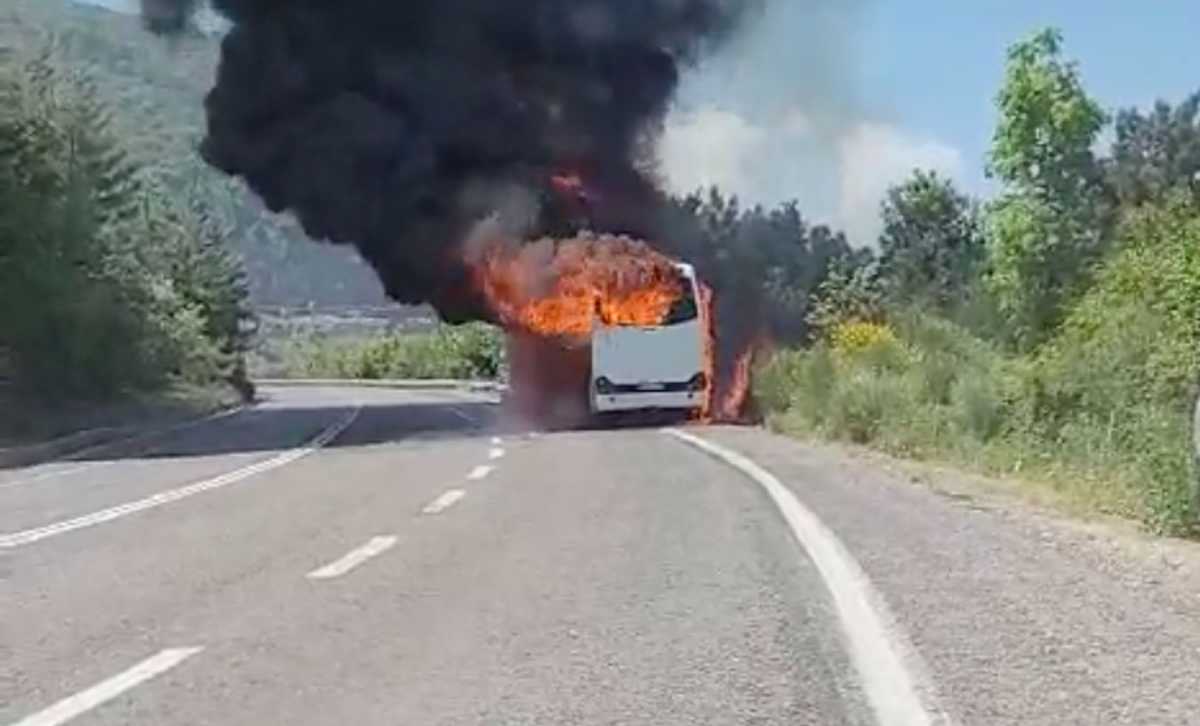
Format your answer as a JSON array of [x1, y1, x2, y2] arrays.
[[143, 0, 755, 323]]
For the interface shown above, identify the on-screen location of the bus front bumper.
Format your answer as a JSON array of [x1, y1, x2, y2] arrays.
[[591, 390, 704, 413]]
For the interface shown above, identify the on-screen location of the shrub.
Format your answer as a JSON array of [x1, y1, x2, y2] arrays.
[[790, 345, 839, 427], [826, 369, 908, 444], [829, 320, 896, 358], [756, 292, 1199, 535], [283, 324, 504, 381], [755, 349, 807, 414], [759, 345, 839, 430], [1032, 196, 1200, 530], [951, 373, 1005, 442]]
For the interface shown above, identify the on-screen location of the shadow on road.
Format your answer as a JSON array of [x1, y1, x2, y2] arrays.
[[1, 391, 743, 471], [7, 399, 502, 467]]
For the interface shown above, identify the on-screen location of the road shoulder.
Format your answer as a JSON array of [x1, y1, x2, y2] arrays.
[[0, 388, 246, 470], [696, 425, 1200, 726]]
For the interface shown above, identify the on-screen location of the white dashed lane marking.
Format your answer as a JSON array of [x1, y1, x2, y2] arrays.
[[9, 647, 203, 726], [422, 489, 467, 515], [307, 535, 399, 580], [466, 465, 495, 481], [0, 409, 360, 550]]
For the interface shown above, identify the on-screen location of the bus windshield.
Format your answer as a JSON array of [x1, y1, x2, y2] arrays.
[[660, 274, 699, 326]]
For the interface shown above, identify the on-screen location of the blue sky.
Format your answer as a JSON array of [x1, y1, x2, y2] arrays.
[[79, 0, 1200, 245], [859, 1, 1198, 190], [662, 0, 1200, 243]]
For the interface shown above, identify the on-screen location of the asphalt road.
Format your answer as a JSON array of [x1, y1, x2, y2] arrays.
[[3, 384, 1199, 725]]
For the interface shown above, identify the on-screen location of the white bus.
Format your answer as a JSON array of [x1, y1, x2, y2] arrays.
[[589, 262, 708, 415]]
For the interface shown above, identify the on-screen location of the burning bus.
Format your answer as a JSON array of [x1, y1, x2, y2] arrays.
[[473, 235, 715, 427], [589, 262, 707, 416], [144, 0, 762, 428]]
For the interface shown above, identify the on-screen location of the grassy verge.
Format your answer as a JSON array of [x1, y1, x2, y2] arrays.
[[254, 323, 504, 382], [757, 312, 1198, 537]]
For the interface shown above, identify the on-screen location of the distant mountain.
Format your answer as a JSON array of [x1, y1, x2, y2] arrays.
[[70, 0, 231, 37], [4, 0, 395, 309]]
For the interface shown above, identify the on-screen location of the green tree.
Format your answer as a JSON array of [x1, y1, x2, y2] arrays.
[[665, 188, 863, 344], [877, 169, 983, 309], [986, 28, 1108, 347], [3, 0, 391, 309], [0, 51, 150, 397], [806, 257, 884, 336], [0, 45, 252, 401], [1107, 92, 1200, 208]]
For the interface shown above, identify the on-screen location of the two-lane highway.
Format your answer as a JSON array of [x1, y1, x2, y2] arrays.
[[2, 385, 885, 725], [5, 384, 1200, 725]]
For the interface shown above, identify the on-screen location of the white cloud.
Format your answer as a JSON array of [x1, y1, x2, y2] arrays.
[[657, 108, 770, 197], [836, 122, 964, 245], [658, 107, 964, 247]]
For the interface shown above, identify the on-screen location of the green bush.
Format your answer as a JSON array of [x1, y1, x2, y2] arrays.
[[758, 268, 1199, 534], [758, 344, 837, 430], [1026, 197, 1200, 531], [283, 324, 504, 381], [951, 373, 1004, 442], [826, 369, 908, 444]]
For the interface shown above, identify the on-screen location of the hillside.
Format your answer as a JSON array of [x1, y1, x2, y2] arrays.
[[1, 0, 394, 308]]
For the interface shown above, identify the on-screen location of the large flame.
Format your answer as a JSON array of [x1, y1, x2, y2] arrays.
[[468, 230, 757, 426], [472, 234, 685, 341], [715, 345, 756, 421]]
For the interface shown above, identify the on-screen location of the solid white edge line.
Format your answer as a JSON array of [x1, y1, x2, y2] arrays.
[[0, 408, 245, 491], [307, 535, 398, 580], [10, 647, 203, 726], [488, 447, 505, 460], [466, 464, 495, 480], [0, 408, 360, 550], [664, 428, 952, 726], [422, 489, 467, 515]]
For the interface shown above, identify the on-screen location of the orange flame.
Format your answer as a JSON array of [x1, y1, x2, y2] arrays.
[[468, 230, 757, 425], [716, 345, 756, 421], [472, 234, 684, 341], [694, 280, 757, 423]]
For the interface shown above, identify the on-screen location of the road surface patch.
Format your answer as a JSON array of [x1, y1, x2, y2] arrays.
[[0, 462, 113, 491], [422, 489, 467, 515], [8, 647, 202, 726], [307, 535, 398, 580], [488, 447, 506, 460], [665, 428, 953, 726], [0, 408, 360, 550]]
